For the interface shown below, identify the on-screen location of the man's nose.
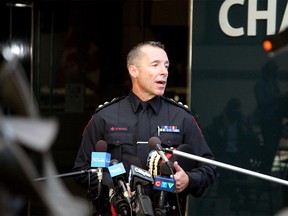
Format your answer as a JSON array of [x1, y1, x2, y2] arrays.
[[160, 65, 168, 76]]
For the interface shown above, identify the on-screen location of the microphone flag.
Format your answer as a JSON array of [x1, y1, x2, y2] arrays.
[[153, 176, 175, 193], [91, 152, 111, 168], [129, 165, 153, 191], [108, 162, 126, 178]]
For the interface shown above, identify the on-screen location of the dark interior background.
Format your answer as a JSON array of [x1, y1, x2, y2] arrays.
[[1, 0, 288, 215]]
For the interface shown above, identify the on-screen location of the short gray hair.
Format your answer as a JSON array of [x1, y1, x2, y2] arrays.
[[126, 41, 165, 68]]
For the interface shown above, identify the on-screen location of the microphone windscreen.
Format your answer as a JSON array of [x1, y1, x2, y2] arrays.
[[95, 140, 108, 152], [160, 162, 174, 176], [148, 136, 161, 148], [129, 156, 143, 168], [109, 159, 119, 166], [169, 144, 195, 171]]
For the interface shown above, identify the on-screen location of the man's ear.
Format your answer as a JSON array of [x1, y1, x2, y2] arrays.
[[128, 65, 138, 79]]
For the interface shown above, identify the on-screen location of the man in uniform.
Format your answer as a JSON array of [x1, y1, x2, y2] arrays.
[[73, 41, 216, 215]]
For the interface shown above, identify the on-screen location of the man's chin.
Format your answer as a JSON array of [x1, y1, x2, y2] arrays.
[[155, 92, 165, 97]]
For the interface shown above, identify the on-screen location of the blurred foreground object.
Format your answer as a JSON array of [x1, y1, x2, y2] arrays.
[[263, 28, 288, 57], [0, 49, 38, 117], [0, 52, 89, 216]]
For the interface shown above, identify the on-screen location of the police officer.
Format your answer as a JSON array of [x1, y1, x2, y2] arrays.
[[73, 41, 216, 215]]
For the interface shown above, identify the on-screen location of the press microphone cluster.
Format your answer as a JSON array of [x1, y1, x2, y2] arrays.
[[91, 137, 180, 216]]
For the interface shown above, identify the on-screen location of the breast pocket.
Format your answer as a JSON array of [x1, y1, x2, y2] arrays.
[[105, 133, 134, 163], [159, 133, 183, 148]]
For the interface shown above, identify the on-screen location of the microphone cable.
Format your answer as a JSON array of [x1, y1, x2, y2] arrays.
[[168, 167, 182, 216]]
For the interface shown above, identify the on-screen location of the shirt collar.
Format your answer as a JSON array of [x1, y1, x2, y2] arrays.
[[129, 91, 160, 114]]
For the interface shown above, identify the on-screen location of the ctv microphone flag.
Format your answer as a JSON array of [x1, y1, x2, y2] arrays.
[[153, 176, 175, 193], [91, 152, 111, 168]]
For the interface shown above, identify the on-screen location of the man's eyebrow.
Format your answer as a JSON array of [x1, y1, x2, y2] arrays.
[[150, 60, 169, 64]]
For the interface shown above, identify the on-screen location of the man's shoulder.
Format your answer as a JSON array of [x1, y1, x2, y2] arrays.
[[95, 96, 126, 113], [161, 96, 190, 113]]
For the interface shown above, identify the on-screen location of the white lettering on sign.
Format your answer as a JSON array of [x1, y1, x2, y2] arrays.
[[219, 0, 288, 36]]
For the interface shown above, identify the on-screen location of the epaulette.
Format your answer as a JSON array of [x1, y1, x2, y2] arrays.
[[161, 96, 190, 113], [95, 96, 125, 113]]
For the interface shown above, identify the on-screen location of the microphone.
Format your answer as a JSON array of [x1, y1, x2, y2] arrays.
[[148, 137, 174, 172], [129, 157, 154, 216], [166, 144, 196, 171], [91, 140, 111, 197], [153, 162, 176, 216], [108, 159, 131, 215], [109, 189, 130, 216]]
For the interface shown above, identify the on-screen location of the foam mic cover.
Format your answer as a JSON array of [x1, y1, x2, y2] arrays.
[[169, 144, 195, 172], [160, 162, 175, 177], [95, 140, 108, 152], [148, 136, 161, 149], [129, 156, 143, 168], [91, 140, 111, 168]]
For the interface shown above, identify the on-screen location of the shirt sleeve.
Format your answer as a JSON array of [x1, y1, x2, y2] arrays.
[[73, 115, 100, 190], [183, 115, 217, 197]]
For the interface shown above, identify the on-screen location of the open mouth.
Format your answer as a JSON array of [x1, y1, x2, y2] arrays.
[[156, 80, 166, 85]]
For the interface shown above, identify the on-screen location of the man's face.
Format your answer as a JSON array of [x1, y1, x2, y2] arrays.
[[132, 46, 169, 100]]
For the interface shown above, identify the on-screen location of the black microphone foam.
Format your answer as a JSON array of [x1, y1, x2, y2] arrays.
[[148, 136, 161, 149], [95, 140, 108, 152], [169, 144, 195, 172], [129, 156, 143, 168], [160, 161, 174, 176]]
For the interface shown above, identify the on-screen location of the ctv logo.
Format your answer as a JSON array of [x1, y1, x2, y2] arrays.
[[154, 180, 174, 189], [153, 176, 176, 193]]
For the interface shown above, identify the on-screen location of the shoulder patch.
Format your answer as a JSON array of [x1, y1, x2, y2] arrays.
[[95, 96, 125, 113], [161, 96, 190, 113]]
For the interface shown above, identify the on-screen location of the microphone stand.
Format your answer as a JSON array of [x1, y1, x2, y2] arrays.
[[165, 149, 288, 186], [34, 169, 97, 182], [34, 168, 106, 216]]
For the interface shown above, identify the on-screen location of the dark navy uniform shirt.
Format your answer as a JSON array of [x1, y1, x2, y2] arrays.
[[73, 91, 216, 215]]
